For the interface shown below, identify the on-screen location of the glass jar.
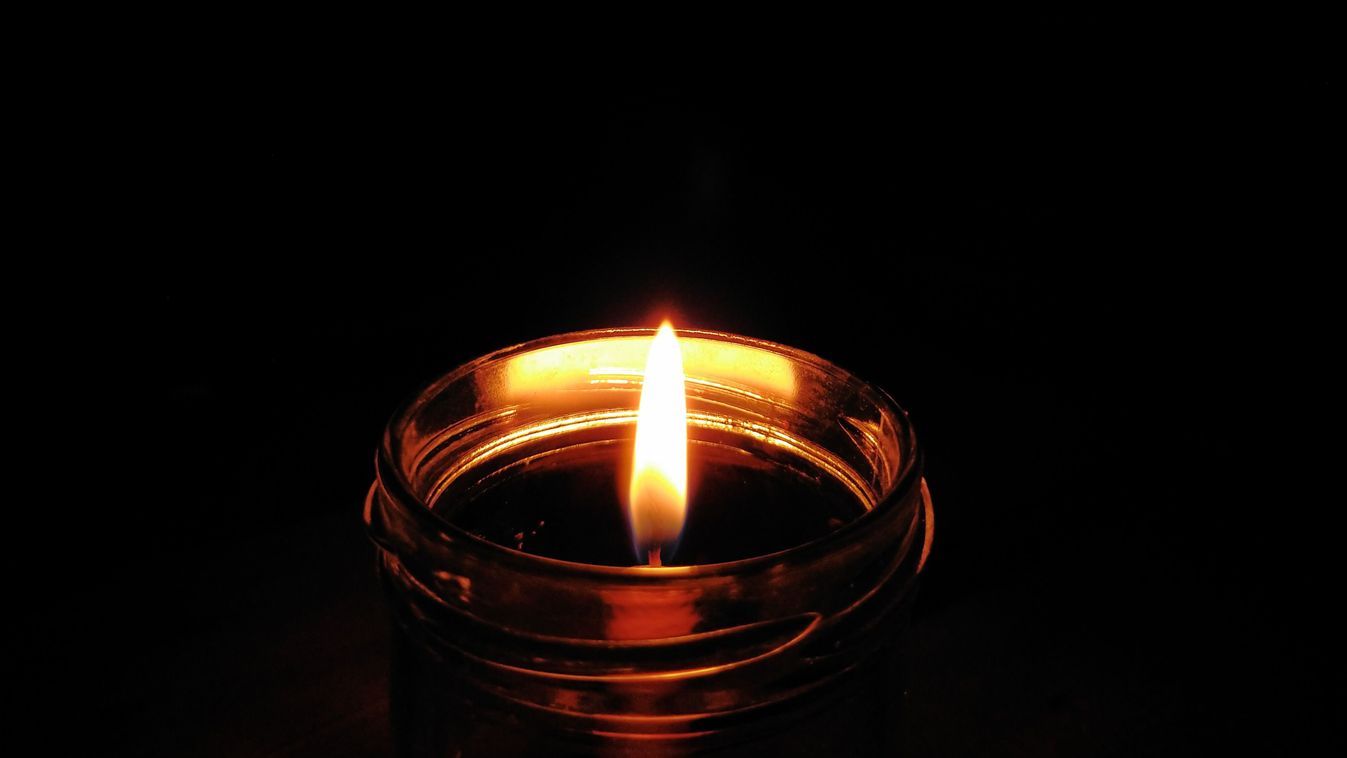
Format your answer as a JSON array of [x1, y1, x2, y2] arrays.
[[365, 328, 933, 756]]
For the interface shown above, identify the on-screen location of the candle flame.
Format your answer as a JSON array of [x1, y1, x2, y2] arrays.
[[628, 321, 688, 565]]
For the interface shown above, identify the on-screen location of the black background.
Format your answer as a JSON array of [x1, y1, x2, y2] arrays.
[[25, 18, 1332, 757]]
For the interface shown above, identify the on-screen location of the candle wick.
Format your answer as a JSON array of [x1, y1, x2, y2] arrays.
[[648, 546, 662, 567]]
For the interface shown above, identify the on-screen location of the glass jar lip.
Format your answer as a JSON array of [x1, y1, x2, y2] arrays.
[[378, 326, 921, 580]]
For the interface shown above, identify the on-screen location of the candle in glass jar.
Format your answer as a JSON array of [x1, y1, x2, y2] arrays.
[[365, 326, 932, 757]]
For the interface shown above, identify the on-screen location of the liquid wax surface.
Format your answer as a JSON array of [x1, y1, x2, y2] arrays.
[[436, 440, 866, 566]]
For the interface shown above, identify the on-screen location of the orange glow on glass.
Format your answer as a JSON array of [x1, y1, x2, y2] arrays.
[[628, 322, 688, 566]]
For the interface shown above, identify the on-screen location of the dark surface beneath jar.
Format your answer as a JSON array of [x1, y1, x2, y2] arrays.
[[439, 439, 867, 566]]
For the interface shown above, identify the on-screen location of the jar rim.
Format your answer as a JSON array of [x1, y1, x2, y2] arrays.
[[374, 326, 922, 581]]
